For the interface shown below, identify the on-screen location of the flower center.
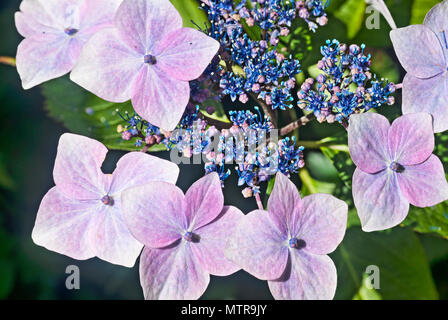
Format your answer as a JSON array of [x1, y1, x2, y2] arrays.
[[64, 28, 78, 36], [101, 195, 114, 206], [288, 237, 305, 249], [389, 161, 405, 173], [144, 54, 157, 65], [183, 231, 199, 242]]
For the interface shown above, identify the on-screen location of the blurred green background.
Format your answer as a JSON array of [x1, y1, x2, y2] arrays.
[[0, 0, 448, 299]]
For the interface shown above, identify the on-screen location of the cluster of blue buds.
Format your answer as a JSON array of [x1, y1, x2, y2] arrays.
[[117, 103, 305, 197], [297, 39, 396, 123], [116, 110, 164, 148], [203, 106, 305, 196], [200, 0, 323, 110]]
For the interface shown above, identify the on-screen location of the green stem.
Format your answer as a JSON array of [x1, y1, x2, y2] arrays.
[[296, 139, 350, 152]]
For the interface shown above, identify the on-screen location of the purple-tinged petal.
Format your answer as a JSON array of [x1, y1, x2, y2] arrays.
[[53, 133, 109, 200], [131, 65, 190, 131], [268, 250, 337, 300], [297, 194, 347, 255], [15, 0, 82, 37], [78, 0, 122, 34], [390, 25, 446, 78], [32, 187, 97, 261], [89, 201, 143, 268], [16, 34, 82, 89], [225, 210, 288, 281], [348, 113, 390, 174], [33, 188, 143, 268], [424, 0, 448, 61], [388, 113, 434, 165], [70, 28, 142, 102], [121, 182, 186, 248], [191, 206, 244, 276], [185, 173, 224, 230], [402, 72, 448, 133], [108, 152, 179, 194], [397, 155, 448, 207], [14, 11, 57, 38], [154, 28, 220, 81], [139, 243, 210, 300], [352, 168, 409, 232], [114, 0, 182, 55], [267, 172, 301, 236]]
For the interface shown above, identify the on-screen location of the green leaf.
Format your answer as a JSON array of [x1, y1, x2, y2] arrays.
[[353, 0, 412, 47], [434, 132, 448, 172], [299, 169, 336, 196], [307, 64, 325, 79], [170, 0, 209, 29], [420, 234, 448, 265], [42, 77, 167, 152], [198, 98, 231, 123], [0, 260, 14, 299], [331, 227, 438, 299], [347, 208, 361, 229], [305, 151, 339, 183], [352, 274, 382, 300], [410, 0, 440, 24], [0, 154, 15, 190], [279, 20, 312, 60], [241, 18, 262, 41], [334, 0, 366, 39], [320, 135, 355, 189], [369, 48, 399, 83], [402, 201, 448, 239]]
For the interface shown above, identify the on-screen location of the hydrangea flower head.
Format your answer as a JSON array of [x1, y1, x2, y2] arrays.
[[225, 172, 348, 300], [32, 133, 179, 267], [15, 0, 122, 89], [390, 0, 448, 132], [348, 112, 448, 232], [70, 0, 220, 131], [121, 173, 244, 300]]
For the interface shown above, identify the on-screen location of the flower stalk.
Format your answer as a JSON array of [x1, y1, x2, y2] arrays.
[[0, 56, 16, 67]]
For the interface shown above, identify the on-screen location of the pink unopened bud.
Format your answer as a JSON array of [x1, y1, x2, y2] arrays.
[[298, 8, 309, 19], [316, 16, 328, 26], [145, 135, 156, 145], [280, 28, 289, 36], [252, 83, 261, 92], [239, 94, 249, 104], [326, 114, 336, 124], [242, 187, 253, 198], [265, 95, 272, 105], [122, 131, 132, 141]]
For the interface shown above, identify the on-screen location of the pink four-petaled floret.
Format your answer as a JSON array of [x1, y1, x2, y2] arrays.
[[225, 172, 348, 300], [70, 0, 220, 131], [121, 173, 244, 300], [348, 112, 448, 232], [32, 133, 179, 267], [15, 0, 122, 89], [390, 0, 448, 133]]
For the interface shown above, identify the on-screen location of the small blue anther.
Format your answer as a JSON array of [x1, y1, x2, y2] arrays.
[[184, 232, 194, 242], [101, 195, 113, 206], [144, 54, 157, 65], [289, 237, 299, 249], [390, 161, 405, 173], [64, 28, 78, 36]]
